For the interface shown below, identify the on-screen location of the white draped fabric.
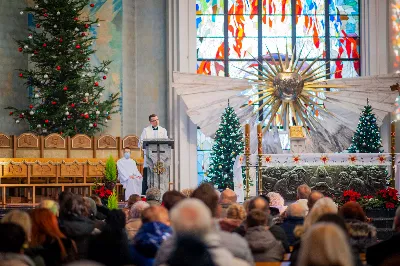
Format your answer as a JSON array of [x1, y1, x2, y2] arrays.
[[117, 158, 143, 200]]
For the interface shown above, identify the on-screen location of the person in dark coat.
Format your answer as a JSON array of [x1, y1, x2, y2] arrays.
[[366, 206, 400, 266], [233, 196, 290, 252], [58, 194, 95, 259], [280, 202, 306, 245]]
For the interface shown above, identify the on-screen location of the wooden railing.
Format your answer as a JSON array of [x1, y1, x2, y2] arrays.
[[0, 133, 143, 205]]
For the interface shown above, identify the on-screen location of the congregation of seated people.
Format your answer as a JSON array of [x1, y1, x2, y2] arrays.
[[1, 184, 400, 266]]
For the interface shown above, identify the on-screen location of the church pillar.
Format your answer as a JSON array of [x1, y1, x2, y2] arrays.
[[167, 0, 198, 190]]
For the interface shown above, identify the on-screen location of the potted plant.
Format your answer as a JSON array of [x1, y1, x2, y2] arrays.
[[375, 187, 399, 217], [104, 155, 117, 190], [92, 155, 117, 206]]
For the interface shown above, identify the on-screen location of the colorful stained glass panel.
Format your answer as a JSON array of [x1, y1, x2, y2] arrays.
[[329, 0, 359, 15], [197, 60, 226, 76], [228, 15, 259, 37], [296, 15, 325, 37], [228, 0, 259, 15], [295, 37, 326, 58], [228, 60, 259, 79], [197, 15, 225, 37], [262, 38, 293, 56], [196, 0, 225, 15], [330, 37, 360, 59], [262, 0, 292, 15], [262, 15, 292, 37], [228, 37, 259, 58], [330, 60, 360, 79], [197, 37, 225, 59], [296, 0, 325, 15], [391, 0, 400, 71], [329, 15, 359, 37]]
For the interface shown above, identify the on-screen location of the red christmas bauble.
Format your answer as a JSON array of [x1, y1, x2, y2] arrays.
[[87, 58, 90, 61], [93, 123, 97, 128], [83, 98, 87, 102], [94, 101, 98, 105], [9, 112, 13, 115], [71, 103, 76, 108], [19, 73, 23, 77], [43, 43, 47, 47], [63, 86, 68, 91], [106, 115, 111, 120], [19, 114, 24, 118], [51, 101, 57, 105], [94, 82, 99, 87], [76, 44, 81, 49], [56, 66, 61, 71], [29, 105, 33, 109], [59, 38, 63, 43], [43, 13, 48, 17], [74, 17, 78, 21], [85, 24, 90, 28], [81, 32, 86, 36], [67, 115, 72, 119], [18, 47, 23, 52], [90, 3, 95, 7], [34, 50, 38, 54], [36, 23, 41, 28], [44, 119, 49, 124], [103, 76, 107, 80], [84, 114, 89, 119], [80, 113, 84, 117]]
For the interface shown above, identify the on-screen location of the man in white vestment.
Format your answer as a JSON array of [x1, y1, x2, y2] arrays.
[[139, 114, 168, 193], [117, 148, 143, 200]]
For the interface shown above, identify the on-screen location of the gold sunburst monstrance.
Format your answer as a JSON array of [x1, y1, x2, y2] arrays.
[[241, 46, 347, 133]]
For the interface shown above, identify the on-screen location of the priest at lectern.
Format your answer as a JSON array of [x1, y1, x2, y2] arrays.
[[117, 148, 143, 200], [139, 114, 168, 193]]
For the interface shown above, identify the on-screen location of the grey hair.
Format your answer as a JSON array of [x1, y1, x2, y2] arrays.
[[170, 198, 213, 237], [130, 201, 150, 219], [287, 202, 307, 217], [146, 188, 161, 201]]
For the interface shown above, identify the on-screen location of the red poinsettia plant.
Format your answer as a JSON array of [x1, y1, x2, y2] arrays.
[[376, 187, 399, 209], [94, 185, 113, 199], [343, 190, 362, 202]]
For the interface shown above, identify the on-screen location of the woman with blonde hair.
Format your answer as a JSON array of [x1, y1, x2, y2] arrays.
[[298, 223, 354, 266], [219, 203, 246, 232]]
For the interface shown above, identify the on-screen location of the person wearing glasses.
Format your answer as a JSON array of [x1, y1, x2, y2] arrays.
[[139, 114, 168, 194]]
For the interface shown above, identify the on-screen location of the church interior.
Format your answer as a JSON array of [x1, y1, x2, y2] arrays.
[[0, 0, 400, 265]]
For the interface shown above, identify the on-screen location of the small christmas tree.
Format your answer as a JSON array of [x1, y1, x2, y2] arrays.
[[6, 0, 119, 136], [208, 105, 244, 189], [348, 102, 383, 153]]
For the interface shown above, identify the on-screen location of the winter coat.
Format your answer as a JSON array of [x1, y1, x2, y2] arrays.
[[367, 232, 400, 266], [244, 226, 285, 262], [280, 216, 304, 245], [345, 219, 377, 253], [29, 237, 78, 266], [0, 253, 35, 266], [133, 222, 173, 258], [58, 215, 95, 259], [154, 233, 251, 266], [126, 218, 142, 240]]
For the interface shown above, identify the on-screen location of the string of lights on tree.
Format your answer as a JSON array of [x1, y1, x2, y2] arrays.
[[208, 105, 244, 189], [6, 0, 119, 136], [347, 101, 384, 153]]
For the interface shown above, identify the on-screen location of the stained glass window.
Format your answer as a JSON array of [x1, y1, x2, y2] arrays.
[[196, 0, 360, 180]]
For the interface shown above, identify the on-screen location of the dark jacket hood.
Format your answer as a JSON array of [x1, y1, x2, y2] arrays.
[[59, 215, 95, 238]]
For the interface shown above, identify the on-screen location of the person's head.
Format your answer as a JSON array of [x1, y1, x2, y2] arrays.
[[304, 197, 338, 231], [127, 194, 142, 209], [339, 201, 366, 222], [170, 199, 213, 237], [141, 206, 170, 226], [267, 192, 284, 207], [181, 188, 194, 198], [317, 213, 348, 234], [58, 191, 74, 208], [124, 148, 131, 159], [307, 190, 324, 210], [162, 190, 186, 211], [84, 197, 98, 217], [166, 234, 216, 266], [191, 183, 219, 217], [1, 210, 32, 243], [105, 209, 126, 231], [130, 201, 150, 219], [146, 188, 161, 202], [248, 196, 270, 213], [297, 184, 311, 200], [287, 202, 307, 218], [39, 200, 60, 217], [60, 194, 89, 218], [394, 206, 400, 232], [0, 223, 26, 253], [219, 188, 237, 204], [30, 208, 69, 258], [246, 209, 268, 228], [226, 203, 246, 220], [149, 114, 159, 127], [298, 223, 354, 266], [90, 195, 102, 206]]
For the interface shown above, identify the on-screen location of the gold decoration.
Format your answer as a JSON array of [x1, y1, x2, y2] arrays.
[[152, 161, 166, 175], [289, 126, 305, 139], [240, 46, 347, 133]]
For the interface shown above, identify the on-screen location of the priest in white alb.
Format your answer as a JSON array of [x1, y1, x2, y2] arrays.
[[117, 148, 143, 200]]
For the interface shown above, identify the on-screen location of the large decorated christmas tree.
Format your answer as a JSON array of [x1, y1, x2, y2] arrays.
[[208, 106, 244, 189], [348, 103, 383, 153], [6, 0, 119, 136]]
